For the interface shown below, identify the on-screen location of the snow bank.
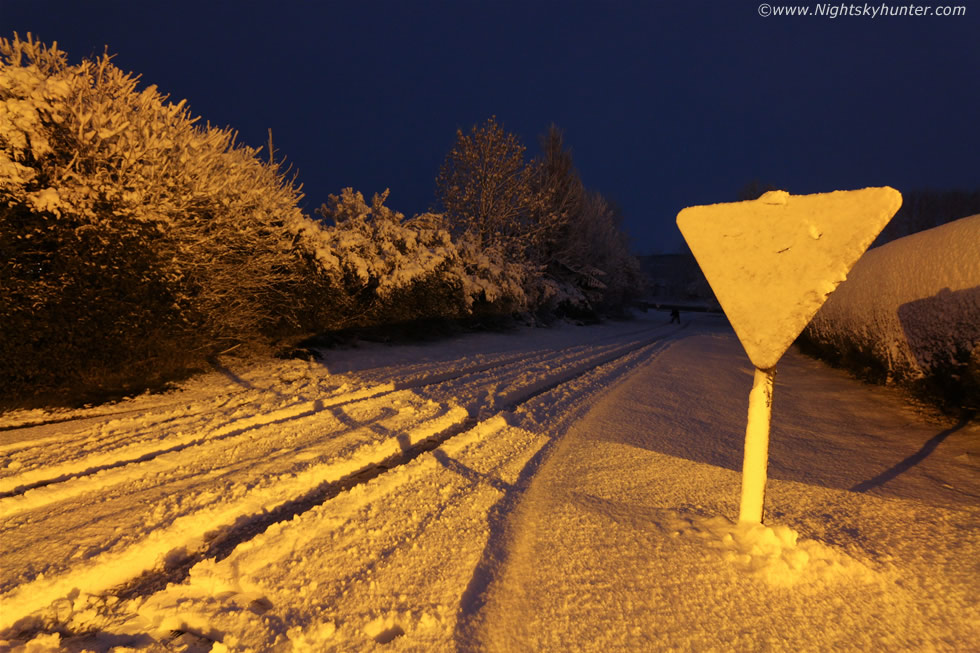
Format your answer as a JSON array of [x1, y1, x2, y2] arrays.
[[802, 215, 980, 406], [672, 515, 871, 587]]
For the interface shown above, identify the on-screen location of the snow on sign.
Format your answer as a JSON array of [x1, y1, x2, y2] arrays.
[[676, 187, 902, 523], [676, 187, 903, 370]]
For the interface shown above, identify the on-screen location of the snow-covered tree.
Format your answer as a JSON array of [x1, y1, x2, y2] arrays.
[[522, 125, 643, 314], [435, 117, 534, 260], [527, 125, 585, 266], [573, 191, 643, 311], [434, 119, 642, 317]]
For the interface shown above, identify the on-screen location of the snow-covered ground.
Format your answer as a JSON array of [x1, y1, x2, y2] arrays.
[[1, 312, 977, 652]]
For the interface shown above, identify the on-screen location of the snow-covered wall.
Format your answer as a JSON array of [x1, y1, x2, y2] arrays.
[[802, 215, 979, 406]]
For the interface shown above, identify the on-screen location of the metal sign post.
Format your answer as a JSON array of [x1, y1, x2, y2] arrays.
[[677, 187, 902, 523], [739, 366, 775, 523]]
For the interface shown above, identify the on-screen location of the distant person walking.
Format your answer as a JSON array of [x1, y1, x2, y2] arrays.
[[669, 308, 681, 324]]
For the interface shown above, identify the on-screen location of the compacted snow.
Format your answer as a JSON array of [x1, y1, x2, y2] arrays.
[[1, 313, 977, 652]]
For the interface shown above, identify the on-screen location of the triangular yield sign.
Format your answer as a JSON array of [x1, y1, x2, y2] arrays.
[[676, 187, 902, 370]]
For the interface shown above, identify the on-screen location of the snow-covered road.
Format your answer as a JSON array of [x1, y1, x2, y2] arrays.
[[1, 314, 977, 652]]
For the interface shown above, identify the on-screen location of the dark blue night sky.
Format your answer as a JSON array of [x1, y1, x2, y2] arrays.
[[4, 0, 978, 253]]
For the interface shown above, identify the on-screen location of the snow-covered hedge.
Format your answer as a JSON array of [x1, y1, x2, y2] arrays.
[[0, 34, 336, 398], [800, 215, 980, 411]]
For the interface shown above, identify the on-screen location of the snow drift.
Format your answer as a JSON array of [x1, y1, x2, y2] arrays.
[[802, 214, 980, 409]]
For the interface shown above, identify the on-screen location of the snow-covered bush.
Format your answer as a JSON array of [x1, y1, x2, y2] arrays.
[[0, 34, 336, 398], [315, 188, 465, 326], [453, 229, 528, 313], [315, 189, 527, 326], [800, 215, 980, 412]]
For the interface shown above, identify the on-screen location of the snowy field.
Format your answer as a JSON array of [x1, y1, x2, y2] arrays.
[[1, 312, 977, 652]]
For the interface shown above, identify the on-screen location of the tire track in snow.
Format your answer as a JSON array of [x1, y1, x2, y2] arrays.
[[0, 327, 676, 540], [0, 346, 528, 460], [0, 390, 258, 434], [131, 331, 684, 649], [0, 385, 394, 500], [0, 321, 668, 449], [0, 323, 671, 502], [0, 403, 472, 633], [0, 341, 643, 524], [0, 322, 682, 635]]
